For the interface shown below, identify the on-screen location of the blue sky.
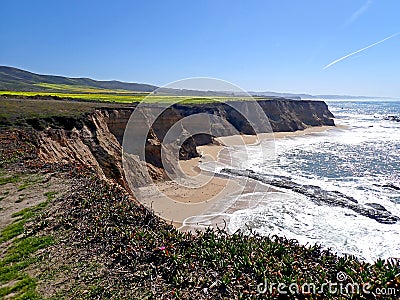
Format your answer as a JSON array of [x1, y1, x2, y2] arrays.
[[1, 0, 399, 97]]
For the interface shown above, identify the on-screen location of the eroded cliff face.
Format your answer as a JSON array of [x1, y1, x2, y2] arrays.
[[29, 99, 334, 186], [36, 110, 126, 186], [258, 99, 334, 132]]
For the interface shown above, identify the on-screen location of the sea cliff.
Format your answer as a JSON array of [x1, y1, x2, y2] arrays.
[[5, 98, 334, 187]]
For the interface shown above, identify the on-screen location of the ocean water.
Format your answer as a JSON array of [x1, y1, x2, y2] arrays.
[[201, 100, 400, 262]]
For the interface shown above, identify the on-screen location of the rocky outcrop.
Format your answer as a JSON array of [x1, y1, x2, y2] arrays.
[[374, 183, 400, 191], [383, 115, 400, 122], [222, 168, 399, 224], [173, 99, 334, 135]]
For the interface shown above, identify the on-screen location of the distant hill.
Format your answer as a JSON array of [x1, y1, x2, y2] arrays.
[[242, 91, 306, 100], [1, 66, 391, 100], [0, 66, 157, 93], [248, 91, 391, 101]]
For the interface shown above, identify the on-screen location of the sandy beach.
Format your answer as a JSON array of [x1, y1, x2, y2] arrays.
[[140, 125, 341, 229]]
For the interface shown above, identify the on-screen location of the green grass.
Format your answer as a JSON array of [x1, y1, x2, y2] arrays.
[[44, 191, 58, 201], [0, 201, 48, 243], [0, 173, 43, 191], [0, 172, 42, 191], [0, 93, 268, 127], [35, 83, 144, 94], [0, 97, 109, 126], [0, 175, 21, 185], [17, 182, 29, 191], [0, 236, 53, 299], [1, 90, 262, 104], [17, 175, 44, 191], [0, 90, 146, 103], [0, 200, 53, 299]]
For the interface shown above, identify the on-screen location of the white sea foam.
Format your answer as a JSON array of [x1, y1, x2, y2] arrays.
[[191, 100, 400, 262]]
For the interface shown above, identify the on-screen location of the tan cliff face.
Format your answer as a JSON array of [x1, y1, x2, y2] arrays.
[[30, 99, 334, 187], [258, 100, 334, 131], [37, 110, 125, 186]]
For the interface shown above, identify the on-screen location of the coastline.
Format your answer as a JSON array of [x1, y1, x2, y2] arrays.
[[144, 125, 342, 229], [1, 98, 395, 298]]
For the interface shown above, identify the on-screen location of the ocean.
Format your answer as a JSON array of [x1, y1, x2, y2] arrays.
[[200, 100, 400, 262]]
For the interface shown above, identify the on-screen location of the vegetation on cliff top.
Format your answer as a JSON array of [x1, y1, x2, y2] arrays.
[[0, 95, 272, 128], [0, 91, 263, 104]]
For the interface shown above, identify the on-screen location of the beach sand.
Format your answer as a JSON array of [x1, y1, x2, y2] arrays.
[[140, 125, 341, 229]]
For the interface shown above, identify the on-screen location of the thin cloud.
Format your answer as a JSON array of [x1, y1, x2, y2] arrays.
[[346, 0, 373, 25], [323, 32, 399, 69]]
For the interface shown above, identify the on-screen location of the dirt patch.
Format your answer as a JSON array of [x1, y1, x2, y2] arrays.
[[0, 171, 71, 231]]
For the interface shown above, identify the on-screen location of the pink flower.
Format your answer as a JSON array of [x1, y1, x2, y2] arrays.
[[159, 246, 166, 251]]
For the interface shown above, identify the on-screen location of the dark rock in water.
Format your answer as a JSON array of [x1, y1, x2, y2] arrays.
[[383, 183, 400, 191], [374, 183, 400, 191], [222, 168, 400, 225], [331, 190, 358, 203], [365, 203, 388, 212], [383, 115, 400, 122]]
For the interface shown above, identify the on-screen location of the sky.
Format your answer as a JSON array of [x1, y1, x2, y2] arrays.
[[1, 0, 399, 97]]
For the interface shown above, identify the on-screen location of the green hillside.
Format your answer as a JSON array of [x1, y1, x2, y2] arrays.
[[0, 66, 157, 93]]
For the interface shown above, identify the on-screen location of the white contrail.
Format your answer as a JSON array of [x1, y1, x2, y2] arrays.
[[323, 32, 399, 69], [346, 0, 373, 25]]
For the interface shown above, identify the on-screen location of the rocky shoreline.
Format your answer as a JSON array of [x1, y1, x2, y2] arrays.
[[221, 168, 400, 224]]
